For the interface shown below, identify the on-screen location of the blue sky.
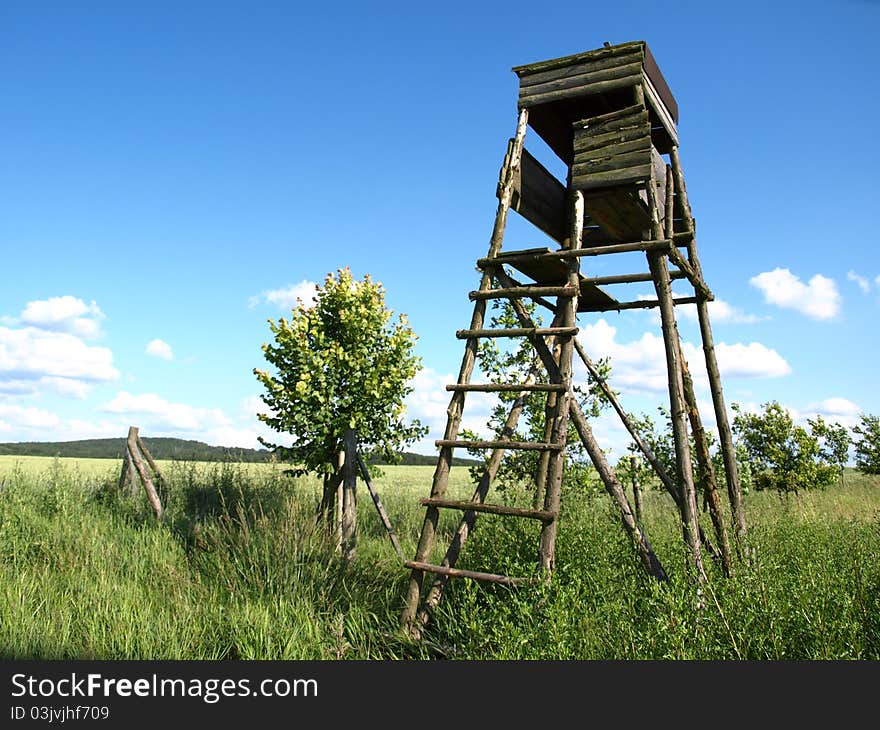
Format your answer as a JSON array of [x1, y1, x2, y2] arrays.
[[1, 1, 878, 459]]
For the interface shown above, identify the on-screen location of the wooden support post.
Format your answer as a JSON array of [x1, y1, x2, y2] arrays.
[[342, 429, 358, 561], [679, 348, 733, 577], [335, 447, 344, 553], [670, 145, 748, 551], [355, 450, 404, 561], [402, 108, 530, 633], [493, 266, 667, 581], [647, 179, 703, 577], [630, 455, 643, 524], [538, 189, 583, 574], [534, 311, 563, 510], [125, 427, 164, 521], [573, 339, 678, 501], [118, 445, 135, 495], [568, 400, 667, 580], [574, 338, 719, 561], [663, 164, 729, 573]]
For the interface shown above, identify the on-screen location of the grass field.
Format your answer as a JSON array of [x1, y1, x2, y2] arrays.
[[1, 456, 878, 659]]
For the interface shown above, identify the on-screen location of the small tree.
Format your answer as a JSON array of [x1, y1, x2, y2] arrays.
[[732, 401, 834, 494], [254, 268, 427, 531], [852, 413, 880, 475], [807, 415, 852, 485]]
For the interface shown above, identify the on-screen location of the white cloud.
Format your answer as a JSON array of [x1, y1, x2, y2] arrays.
[[145, 338, 174, 361], [847, 270, 870, 294], [249, 280, 318, 310], [676, 297, 763, 324], [239, 395, 267, 420], [101, 391, 231, 432], [0, 403, 61, 430], [18, 296, 104, 339], [802, 397, 862, 428], [404, 367, 495, 454], [576, 319, 791, 397], [41, 376, 92, 399], [749, 268, 840, 320], [713, 342, 791, 379], [0, 326, 120, 384]]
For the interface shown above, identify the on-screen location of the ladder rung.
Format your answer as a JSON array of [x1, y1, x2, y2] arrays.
[[421, 497, 557, 522], [436, 439, 564, 451], [469, 285, 578, 301], [446, 383, 566, 393], [404, 560, 529, 586], [456, 327, 577, 339], [477, 239, 671, 269]]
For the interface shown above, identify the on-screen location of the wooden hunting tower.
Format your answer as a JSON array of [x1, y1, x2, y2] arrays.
[[402, 41, 747, 635]]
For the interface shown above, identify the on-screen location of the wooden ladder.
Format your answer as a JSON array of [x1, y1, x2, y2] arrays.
[[401, 108, 653, 636]]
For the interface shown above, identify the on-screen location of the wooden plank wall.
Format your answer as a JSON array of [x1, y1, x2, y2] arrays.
[[515, 42, 644, 109], [570, 105, 653, 191]]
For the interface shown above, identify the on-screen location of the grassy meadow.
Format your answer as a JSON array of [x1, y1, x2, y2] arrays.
[[0, 455, 878, 659]]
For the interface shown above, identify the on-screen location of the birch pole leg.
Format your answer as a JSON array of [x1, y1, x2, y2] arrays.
[[538, 189, 583, 574], [663, 162, 730, 576], [679, 345, 733, 577], [401, 108, 529, 633], [670, 146, 747, 552], [533, 313, 563, 510], [646, 177, 703, 578], [493, 266, 668, 581]]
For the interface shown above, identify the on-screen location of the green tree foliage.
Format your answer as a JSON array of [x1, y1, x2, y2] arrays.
[[462, 299, 609, 497], [807, 415, 852, 484], [852, 413, 880, 475], [254, 268, 427, 476], [732, 401, 835, 493]]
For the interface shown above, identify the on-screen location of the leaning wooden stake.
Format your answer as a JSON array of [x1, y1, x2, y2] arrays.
[[355, 450, 404, 561], [122, 426, 164, 521], [630, 456, 643, 523], [118, 446, 135, 495], [670, 145, 747, 551]]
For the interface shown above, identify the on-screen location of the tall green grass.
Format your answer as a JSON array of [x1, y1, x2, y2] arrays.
[[1, 459, 877, 659]]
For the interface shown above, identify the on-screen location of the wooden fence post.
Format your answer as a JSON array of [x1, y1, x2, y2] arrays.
[[121, 426, 165, 521]]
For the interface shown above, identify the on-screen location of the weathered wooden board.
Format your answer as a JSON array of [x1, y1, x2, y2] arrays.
[[582, 187, 652, 242], [570, 106, 653, 191], [509, 147, 568, 243], [512, 41, 678, 163], [493, 247, 619, 311]]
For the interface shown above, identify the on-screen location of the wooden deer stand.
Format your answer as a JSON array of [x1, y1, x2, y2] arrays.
[[318, 429, 404, 562], [402, 41, 748, 636], [118, 426, 165, 521]]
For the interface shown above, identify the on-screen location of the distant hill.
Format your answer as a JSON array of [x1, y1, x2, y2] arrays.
[[0, 437, 480, 466]]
